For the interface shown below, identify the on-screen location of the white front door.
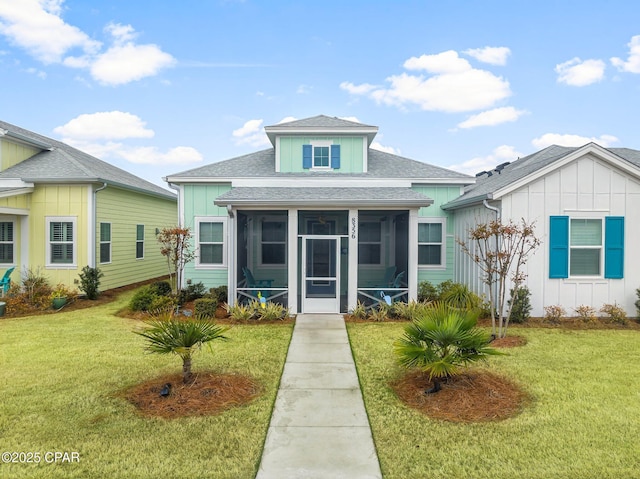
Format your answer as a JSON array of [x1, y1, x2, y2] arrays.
[[301, 236, 340, 313]]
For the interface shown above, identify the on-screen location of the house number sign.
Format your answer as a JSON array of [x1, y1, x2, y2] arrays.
[[351, 217, 357, 239]]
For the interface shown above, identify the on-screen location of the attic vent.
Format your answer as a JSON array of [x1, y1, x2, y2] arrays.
[[494, 162, 510, 174], [475, 170, 492, 178]]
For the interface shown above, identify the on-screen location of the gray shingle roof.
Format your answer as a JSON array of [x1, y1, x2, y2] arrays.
[[167, 148, 472, 181], [214, 187, 433, 207], [443, 143, 640, 210], [0, 120, 175, 200], [268, 115, 376, 129]]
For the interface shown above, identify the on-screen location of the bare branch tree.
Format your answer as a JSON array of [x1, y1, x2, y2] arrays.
[[157, 226, 196, 294]]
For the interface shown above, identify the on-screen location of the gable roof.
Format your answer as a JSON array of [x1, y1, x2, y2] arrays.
[[264, 115, 379, 146], [442, 143, 640, 210], [0, 120, 175, 200], [165, 147, 473, 183]]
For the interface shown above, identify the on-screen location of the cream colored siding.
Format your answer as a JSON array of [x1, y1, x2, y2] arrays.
[[95, 187, 176, 290], [0, 140, 41, 171]]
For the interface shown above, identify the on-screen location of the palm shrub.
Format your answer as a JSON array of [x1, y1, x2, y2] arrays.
[[394, 302, 502, 393], [134, 310, 228, 384]]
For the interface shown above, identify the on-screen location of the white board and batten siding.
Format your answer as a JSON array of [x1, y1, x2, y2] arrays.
[[496, 153, 640, 317]]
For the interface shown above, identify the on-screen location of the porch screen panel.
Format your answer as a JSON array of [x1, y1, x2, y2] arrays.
[[0, 222, 13, 263], [358, 222, 381, 264], [262, 220, 286, 265], [200, 222, 224, 264]]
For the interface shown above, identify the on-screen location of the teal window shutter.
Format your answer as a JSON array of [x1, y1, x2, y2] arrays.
[[604, 216, 624, 279], [330, 144, 340, 169], [302, 145, 312, 169], [549, 216, 569, 278]]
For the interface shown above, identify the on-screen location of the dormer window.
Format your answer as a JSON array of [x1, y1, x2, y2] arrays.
[[303, 142, 340, 170]]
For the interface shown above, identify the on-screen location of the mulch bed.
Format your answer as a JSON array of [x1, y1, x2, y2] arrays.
[[391, 370, 530, 423], [122, 372, 262, 419], [490, 335, 527, 348]]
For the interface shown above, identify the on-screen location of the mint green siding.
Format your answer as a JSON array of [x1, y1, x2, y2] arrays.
[[413, 186, 462, 285], [95, 187, 177, 290], [182, 184, 231, 287], [279, 136, 364, 173]]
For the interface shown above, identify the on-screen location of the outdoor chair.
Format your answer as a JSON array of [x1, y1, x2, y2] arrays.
[[0, 267, 15, 296], [378, 271, 406, 305], [242, 267, 275, 300]]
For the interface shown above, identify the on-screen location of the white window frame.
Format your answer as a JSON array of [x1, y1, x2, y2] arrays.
[[0, 219, 15, 265], [259, 216, 287, 268], [46, 216, 77, 269], [569, 217, 603, 278], [195, 216, 227, 269], [418, 217, 446, 270], [311, 140, 333, 170], [136, 224, 145, 260], [358, 220, 384, 267], [99, 222, 111, 265]]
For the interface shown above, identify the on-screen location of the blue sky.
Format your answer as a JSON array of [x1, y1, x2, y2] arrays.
[[1, 0, 640, 188]]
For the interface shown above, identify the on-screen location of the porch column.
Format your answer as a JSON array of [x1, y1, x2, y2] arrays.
[[288, 208, 298, 314], [408, 208, 418, 301], [348, 209, 358, 311]]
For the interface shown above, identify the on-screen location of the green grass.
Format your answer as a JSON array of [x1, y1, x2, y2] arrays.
[[0, 291, 293, 479], [348, 323, 640, 479]]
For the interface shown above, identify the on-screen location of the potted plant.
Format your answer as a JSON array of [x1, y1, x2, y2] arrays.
[[50, 284, 71, 309]]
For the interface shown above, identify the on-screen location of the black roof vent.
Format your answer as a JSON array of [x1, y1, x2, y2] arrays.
[[494, 162, 511, 174]]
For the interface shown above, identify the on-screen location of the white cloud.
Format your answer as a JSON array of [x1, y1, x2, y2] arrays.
[[463, 46, 511, 66], [0, 2, 174, 85], [232, 119, 270, 147], [611, 35, 640, 73], [532, 133, 619, 149], [342, 49, 511, 113], [555, 57, 606, 86], [54, 111, 202, 166], [371, 141, 399, 155], [457, 106, 527, 129], [448, 145, 521, 176], [54, 111, 154, 140], [117, 146, 203, 165], [296, 84, 312, 94]]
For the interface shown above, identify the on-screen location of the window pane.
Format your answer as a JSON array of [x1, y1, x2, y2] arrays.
[[200, 244, 223, 264], [419, 245, 441, 265], [200, 222, 223, 242], [0, 222, 13, 242], [51, 244, 73, 263], [418, 223, 442, 243], [100, 243, 110, 263], [262, 221, 286, 242], [570, 219, 601, 246], [136, 225, 144, 241], [262, 244, 286, 265], [100, 223, 110, 242], [314, 146, 329, 167], [51, 222, 73, 241], [359, 222, 381, 242], [570, 248, 600, 275], [136, 242, 144, 259], [0, 244, 13, 263], [358, 244, 381, 264]]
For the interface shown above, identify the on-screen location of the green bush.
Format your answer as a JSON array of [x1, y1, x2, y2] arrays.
[[417, 281, 438, 303], [210, 285, 228, 304], [349, 300, 368, 319], [129, 286, 159, 312], [508, 286, 532, 323], [149, 295, 177, 312], [635, 288, 640, 321], [149, 281, 172, 297], [257, 301, 288, 321], [178, 281, 207, 304], [440, 283, 481, 309], [194, 298, 218, 318], [79, 266, 104, 300]]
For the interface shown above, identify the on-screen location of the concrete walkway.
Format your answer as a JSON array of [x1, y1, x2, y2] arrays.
[[256, 314, 382, 479]]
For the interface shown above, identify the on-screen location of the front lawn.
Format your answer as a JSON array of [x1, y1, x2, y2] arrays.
[[0, 290, 293, 479], [348, 323, 640, 479]]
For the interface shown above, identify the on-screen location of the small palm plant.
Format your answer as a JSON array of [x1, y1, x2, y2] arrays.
[[135, 310, 228, 384], [394, 302, 502, 393]]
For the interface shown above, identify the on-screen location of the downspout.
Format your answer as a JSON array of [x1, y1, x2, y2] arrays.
[[91, 183, 108, 267], [483, 197, 501, 335], [483, 198, 500, 220], [226, 204, 236, 307]]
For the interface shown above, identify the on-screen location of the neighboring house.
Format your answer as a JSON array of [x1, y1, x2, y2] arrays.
[[443, 143, 640, 317], [0, 120, 177, 291], [165, 115, 474, 313]]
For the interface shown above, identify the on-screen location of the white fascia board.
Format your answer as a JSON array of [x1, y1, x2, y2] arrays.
[[215, 198, 434, 208], [0, 179, 35, 188], [167, 177, 473, 186], [492, 143, 640, 200]]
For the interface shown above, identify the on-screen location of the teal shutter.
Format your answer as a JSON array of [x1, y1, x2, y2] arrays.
[[330, 144, 340, 169], [604, 216, 624, 279], [549, 216, 569, 278], [302, 145, 312, 169]]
